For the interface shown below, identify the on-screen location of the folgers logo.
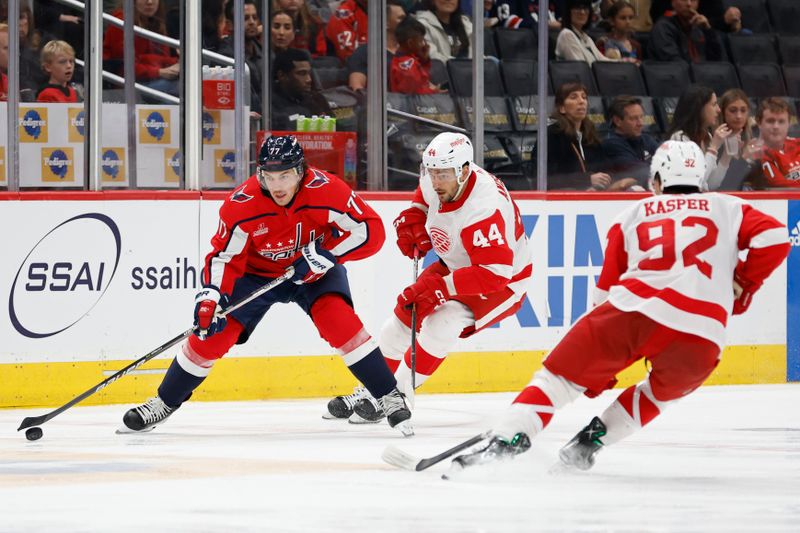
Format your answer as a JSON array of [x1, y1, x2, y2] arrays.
[[164, 148, 181, 182], [101, 148, 126, 182], [19, 107, 48, 142], [138, 108, 171, 144], [202, 111, 221, 145], [68, 107, 85, 142], [41, 147, 75, 182], [9, 213, 122, 338], [214, 149, 236, 182]]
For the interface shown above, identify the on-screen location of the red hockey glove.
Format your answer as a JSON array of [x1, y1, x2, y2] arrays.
[[291, 240, 337, 284], [398, 273, 451, 318], [393, 207, 432, 259], [193, 286, 229, 340], [732, 266, 761, 316]]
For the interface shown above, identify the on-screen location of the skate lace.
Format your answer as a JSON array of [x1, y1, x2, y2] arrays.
[[379, 390, 406, 416], [136, 397, 172, 425], [343, 387, 369, 409]]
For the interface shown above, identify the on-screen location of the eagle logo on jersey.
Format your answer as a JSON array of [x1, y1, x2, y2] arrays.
[[399, 58, 415, 71], [430, 227, 451, 254], [306, 169, 330, 189], [231, 186, 253, 203]]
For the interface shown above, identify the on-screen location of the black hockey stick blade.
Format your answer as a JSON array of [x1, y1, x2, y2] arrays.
[[17, 270, 294, 432], [382, 431, 491, 471]]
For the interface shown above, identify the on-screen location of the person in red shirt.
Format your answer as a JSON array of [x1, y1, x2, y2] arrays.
[[389, 16, 443, 95], [121, 136, 413, 436], [747, 97, 800, 189], [325, 0, 368, 61], [37, 40, 81, 103], [0, 23, 9, 102]]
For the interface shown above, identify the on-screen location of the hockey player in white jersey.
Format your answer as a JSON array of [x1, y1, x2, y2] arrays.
[[325, 132, 533, 422], [451, 140, 790, 470]]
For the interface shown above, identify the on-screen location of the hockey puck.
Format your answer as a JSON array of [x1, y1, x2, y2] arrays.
[[25, 427, 43, 441]]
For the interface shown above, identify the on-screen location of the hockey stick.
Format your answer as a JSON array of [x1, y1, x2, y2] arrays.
[[407, 248, 420, 408], [382, 431, 491, 471], [17, 268, 294, 432]]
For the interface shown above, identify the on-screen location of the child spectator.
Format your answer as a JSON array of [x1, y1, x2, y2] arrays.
[[596, 1, 642, 63], [390, 16, 442, 94], [37, 40, 81, 102]]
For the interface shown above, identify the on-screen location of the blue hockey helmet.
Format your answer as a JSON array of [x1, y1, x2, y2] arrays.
[[257, 135, 305, 174]]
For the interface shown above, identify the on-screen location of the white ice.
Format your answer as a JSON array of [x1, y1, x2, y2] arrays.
[[1, 384, 799, 532]]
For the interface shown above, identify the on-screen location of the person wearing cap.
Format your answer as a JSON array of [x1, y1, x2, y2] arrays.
[[121, 135, 413, 437]]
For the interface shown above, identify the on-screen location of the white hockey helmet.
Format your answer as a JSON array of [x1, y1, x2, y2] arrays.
[[649, 140, 706, 190], [422, 132, 474, 177]]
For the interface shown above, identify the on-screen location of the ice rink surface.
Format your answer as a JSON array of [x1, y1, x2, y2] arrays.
[[1, 384, 799, 532]]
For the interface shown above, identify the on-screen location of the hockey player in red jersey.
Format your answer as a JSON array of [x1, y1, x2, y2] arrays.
[[325, 132, 533, 423], [122, 135, 412, 435], [452, 140, 790, 470]]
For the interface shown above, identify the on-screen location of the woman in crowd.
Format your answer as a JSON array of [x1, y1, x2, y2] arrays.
[[596, 0, 642, 63], [415, 0, 473, 62], [718, 88, 760, 158], [667, 85, 734, 190], [536, 82, 634, 191], [274, 0, 328, 57], [18, 4, 48, 96], [270, 10, 296, 56], [556, 0, 615, 64], [103, 0, 180, 96]]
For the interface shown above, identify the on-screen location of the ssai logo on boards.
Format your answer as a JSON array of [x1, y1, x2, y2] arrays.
[[202, 111, 221, 145], [19, 107, 48, 142], [10, 213, 122, 338], [41, 147, 75, 182], [68, 107, 86, 142], [214, 149, 236, 183], [101, 147, 126, 182], [138, 108, 171, 144], [164, 148, 181, 182]]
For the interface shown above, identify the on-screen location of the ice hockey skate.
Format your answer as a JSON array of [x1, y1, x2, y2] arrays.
[[351, 388, 413, 436], [447, 432, 531, 475], [323, 386, 371, 419], [558, 416, 607, 471], [120, 396, 177, 433]]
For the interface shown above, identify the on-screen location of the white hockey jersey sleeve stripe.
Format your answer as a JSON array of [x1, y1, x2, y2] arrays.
[[480, 263, 513, 280], [327, 211, 368, 257], [209, 225, 248, 289], [749, 227, 790, 249]]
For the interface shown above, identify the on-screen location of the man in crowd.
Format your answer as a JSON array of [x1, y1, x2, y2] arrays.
[[748, 97, 800, 189], [649, 0, 723, 62], [270, 48, 332, 131], [602, 95, 659, 189]]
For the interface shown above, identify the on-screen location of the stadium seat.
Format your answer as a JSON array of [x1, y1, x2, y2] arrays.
[[727, 34, 778, 65], [387, 92, 415, 136], [550, 61, 599, 96], [767, 0, 800, 35], [455, 96, 514, 132], [587, 96, 609, 136], [446, 59, 504, 97], [484, 27, 499, 58], [783, 65, 800, 97], [592, 62, 647, 96], [501, 59, 548, 96], [641, 61, 691, 97], [654, 96, 679, 133], [311, 56, 342, 69], [737, 63, 786, 97], [690, 62, 740, 96], [320, 86, 359, 131], [499, 134, 537, 188], [411, 93, 460, 131], [429, 59, 449, 89], [313, 66, 348, 90], [778, 35, 800, 66], [495, 28, 537, 61], [508, 95, 554, 131], [723, 0, 771, 34], [482, 135, 514, 172]]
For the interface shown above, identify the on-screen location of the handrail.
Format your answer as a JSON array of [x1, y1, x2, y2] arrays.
[[74, 58, 180, 104], [387, 107, 469, 134]]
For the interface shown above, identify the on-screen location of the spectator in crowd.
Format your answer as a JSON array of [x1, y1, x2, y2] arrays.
[[650, 0, 724, 29], [348, 1, 405, 92], [648, 0, 723, 63], [415, 0, 473, 62], [270, 9, 296, 56], [103, 0, 181, 97], [596, 1, 642, 63], [747, 97, 800, 189], [486, 0, 562, 30], [535, 82, 618, 191], [220, 0, 264, 114], [270, 48, 332, 131], [556, 0, 615, 64], [602, 95, 659, 188], [718, 88, 755, 159], [199, 0, 229, 52], [667, 84, 732, 189], [721, 5, 750, 35], [276, 0, 329, 57], [19, 4, 49, 95], [324, 0, 367, 60], [37, 40, 81, 102], [390, 16, 444, 94], [33, 0, 84, 59], [0, 23, 8, 101]]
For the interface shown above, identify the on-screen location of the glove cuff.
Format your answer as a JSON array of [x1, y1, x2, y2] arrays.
[[195, 286, 222, 304]]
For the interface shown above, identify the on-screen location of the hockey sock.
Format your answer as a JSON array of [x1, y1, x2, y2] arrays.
[[347, 345, 397, 399], [378, 315, 411, 374], [158, 357, 206, 408], [599, 379, 674, 446]]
